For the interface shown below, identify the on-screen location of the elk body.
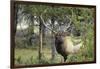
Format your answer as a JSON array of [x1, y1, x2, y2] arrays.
[[55, 32, 83, 62]]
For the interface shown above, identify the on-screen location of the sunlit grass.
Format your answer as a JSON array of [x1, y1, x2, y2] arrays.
[[15, 45, 94, 65]]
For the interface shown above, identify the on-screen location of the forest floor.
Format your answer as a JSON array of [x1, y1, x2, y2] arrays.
[[15, 47, 94, 65]]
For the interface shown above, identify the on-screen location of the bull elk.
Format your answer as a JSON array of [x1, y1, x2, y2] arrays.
[[40, 15, 83, 62], [55, 32, 83, 62]]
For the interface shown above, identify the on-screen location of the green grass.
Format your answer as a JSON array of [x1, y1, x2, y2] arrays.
[[15, 45, 94, 65], [15, 47, 62, 65], [15, 48, 38, 65]]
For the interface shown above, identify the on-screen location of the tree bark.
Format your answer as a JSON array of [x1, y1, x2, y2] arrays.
[[39, 16, 43, 61], [51, 17, 56, 60]]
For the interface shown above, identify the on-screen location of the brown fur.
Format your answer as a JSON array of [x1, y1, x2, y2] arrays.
[[55, 32, 82, 62]]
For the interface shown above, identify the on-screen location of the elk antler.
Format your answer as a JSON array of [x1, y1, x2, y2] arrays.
[[40, 9, 57, 34]]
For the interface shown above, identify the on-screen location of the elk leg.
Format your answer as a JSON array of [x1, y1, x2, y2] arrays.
[[64, 56, 67, 62]]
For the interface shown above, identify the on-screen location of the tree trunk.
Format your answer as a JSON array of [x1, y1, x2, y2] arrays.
[[32, 16, 34, 34], [51, 17, 56, 60], [42, 23, 45, 46], [28, 16, 35, 46], [39, 16, 43, 61]]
